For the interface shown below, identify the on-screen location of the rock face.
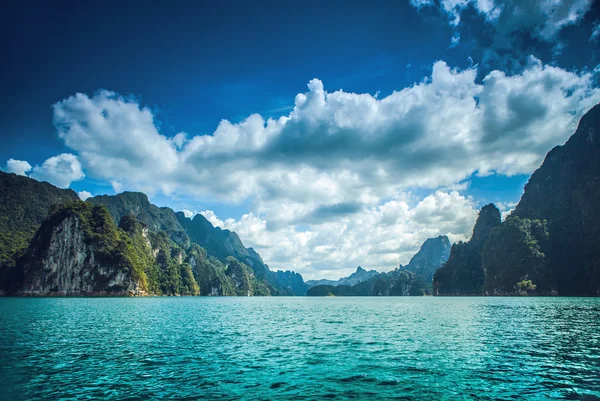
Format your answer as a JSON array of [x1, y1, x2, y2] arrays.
[[89, 192, 190, 247], [5, 198, 273, 296], [307, 270, 426, 297], [19, 203, 145, 296], [0, 171, 78, 288], [274, 270, 308, 295], [508, 103, 600, 295], [176, 213, 286, 294], [0, 178, 300, 296], [88, 192, 294, 295], [433, 204, 501, 295], [0, 173, 306, 296], [434, 103, 600, 296], [307, 236, 451, 296], [400, 235, 451, 284]]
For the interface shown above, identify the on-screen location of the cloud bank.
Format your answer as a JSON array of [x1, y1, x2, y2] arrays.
[[52, 59, 600, 205], [7, 58, 600, 278], [410, 0, 593, 42]]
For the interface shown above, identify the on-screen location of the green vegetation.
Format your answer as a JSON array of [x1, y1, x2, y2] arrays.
[[88, 192, 284, 294], [515, 279, 537, 295], [433, 204, 501, 295], [177, 213, 284, 294], [274, 270, 308, 295], [16, 201, 150, 293], [482, 216, 550, 295], [89, 192, 190, 247], [0, 171, 77, 285], [510, 104, 600, 295], [307, 285, 357, 296], [3, 196, 273, 296], [433, 105, 600, 296], [389, 271, 427, 296], [307, 270, 428, 297]]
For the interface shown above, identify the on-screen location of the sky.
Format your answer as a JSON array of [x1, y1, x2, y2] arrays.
[[2, 0, 600, 280]]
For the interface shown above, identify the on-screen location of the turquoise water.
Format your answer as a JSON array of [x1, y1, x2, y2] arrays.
[[0, 297, 599, 400]]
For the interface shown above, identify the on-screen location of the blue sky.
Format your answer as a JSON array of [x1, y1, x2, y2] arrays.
[[2, 0, 600, 278]]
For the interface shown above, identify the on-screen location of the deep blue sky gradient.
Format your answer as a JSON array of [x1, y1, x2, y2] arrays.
[[1, 0, 598, 217]]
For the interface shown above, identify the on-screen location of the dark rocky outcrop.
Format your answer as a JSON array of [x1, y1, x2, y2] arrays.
[[435, 103, 600, 296], [0, 177, 289, 295], [433, 204, 501, 295], [508, 103, 600, 295], [482, 216, 551, 295], [176, 213, 286, 295], [86, 192, 293, 295], [399, 235, 451, 284], [8, 200, 272, 296], [274, 270, 308, 295]]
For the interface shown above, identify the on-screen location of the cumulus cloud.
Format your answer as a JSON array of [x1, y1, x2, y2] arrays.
[[52, 60, 600, 203], [412, 0, 592, 42], [49, 59, 600, 277], [30, 153, 85, 188], [53, 90, 178, 194], [199, 210, 225, 228], [182, 209, 198, 218], [5, 159, 32, 176], [201, 190, 479, 279], [78, 191, 92, 200]]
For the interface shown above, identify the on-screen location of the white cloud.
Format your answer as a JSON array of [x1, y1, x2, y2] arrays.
[[182, 209, 198, 218], [49, 59, 600, 278], [111, 181, 124, 193], [5, 159, 32, 176], [53, 90, 179, 194], [591, 22, 600, 42], [202, 190, 479, 279], [497, 201, 517, 220], [172, 132, 187, 149], [412, 0, 592, 42], [30, 153, 85, 188], [52, 60, 600, 206], [78, 191, 92, 200], [199, 210, 225, 228]]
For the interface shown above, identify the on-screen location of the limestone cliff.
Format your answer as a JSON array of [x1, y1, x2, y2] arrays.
[[433, 204, 501, 295], [399, 235, 451, 284], [19, 202, 146, 296], [509, 103, 600, 295], [0, 171, 78, 288]]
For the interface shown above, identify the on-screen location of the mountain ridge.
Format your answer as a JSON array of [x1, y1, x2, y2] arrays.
[[305, 266, 379, 288], [434, 103, 600, 296]]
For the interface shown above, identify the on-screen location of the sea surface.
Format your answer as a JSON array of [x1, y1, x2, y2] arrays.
[[0, 297, 599, 401]]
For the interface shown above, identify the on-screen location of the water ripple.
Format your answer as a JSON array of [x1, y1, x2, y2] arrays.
[[0, 297, 599, 400]]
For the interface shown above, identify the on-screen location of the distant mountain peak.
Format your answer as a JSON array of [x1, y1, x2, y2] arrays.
[[400, 235, 452, 283], [471, 204, 501, 245], [306, 265, 379, 288]]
